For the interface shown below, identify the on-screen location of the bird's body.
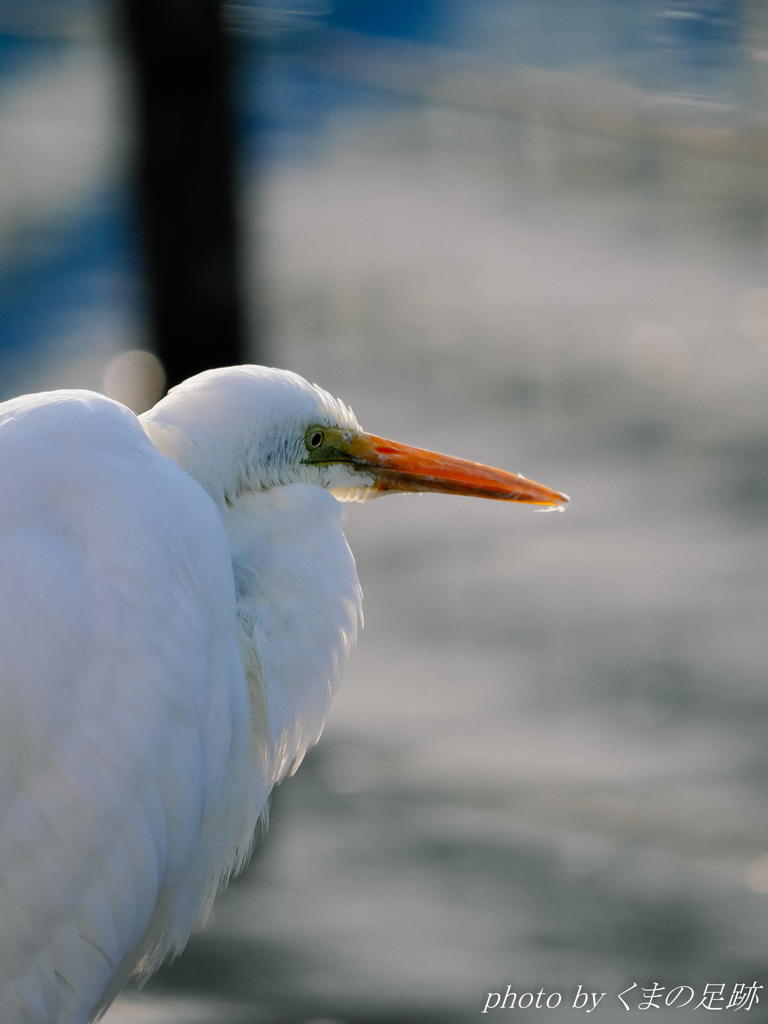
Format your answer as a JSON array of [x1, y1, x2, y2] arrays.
[[0, 366, 566, 1023]]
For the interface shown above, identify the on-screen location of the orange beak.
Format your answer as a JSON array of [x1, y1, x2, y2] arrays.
[[346, 432, 569, 507]]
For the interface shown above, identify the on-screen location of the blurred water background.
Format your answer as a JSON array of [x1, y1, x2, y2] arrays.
[[3, 1, 768, 1021]]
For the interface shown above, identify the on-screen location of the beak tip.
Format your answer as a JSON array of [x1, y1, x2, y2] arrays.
[[525, 487, 569, 510], [524, 486, 569, 508]]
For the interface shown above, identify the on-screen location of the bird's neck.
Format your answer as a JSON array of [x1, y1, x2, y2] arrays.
[[224, 483, 362, 800]]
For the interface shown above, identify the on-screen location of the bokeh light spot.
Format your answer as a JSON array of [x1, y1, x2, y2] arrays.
[[102, 350, 166, 414]]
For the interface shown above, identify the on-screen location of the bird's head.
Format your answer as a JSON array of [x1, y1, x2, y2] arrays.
[[140, 365, 569, 511]]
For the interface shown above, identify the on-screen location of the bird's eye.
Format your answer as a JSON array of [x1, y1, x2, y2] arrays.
[[307, 428, 325, 450]]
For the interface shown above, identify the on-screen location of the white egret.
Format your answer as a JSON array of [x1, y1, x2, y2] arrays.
[[0, 365, 567, 1023]]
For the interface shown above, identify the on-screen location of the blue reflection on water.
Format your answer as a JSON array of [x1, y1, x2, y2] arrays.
[[0, 193, 137, 358], [0, 0, 747, 371]]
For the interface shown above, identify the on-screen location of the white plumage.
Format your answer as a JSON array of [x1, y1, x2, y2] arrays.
[[0, 365, 567, 1023]]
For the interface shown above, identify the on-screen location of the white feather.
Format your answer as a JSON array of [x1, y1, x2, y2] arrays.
[[0, 367, 366, 1023]]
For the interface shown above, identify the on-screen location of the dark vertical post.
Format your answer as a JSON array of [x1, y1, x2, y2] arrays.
[[121, 0, 247, 389]]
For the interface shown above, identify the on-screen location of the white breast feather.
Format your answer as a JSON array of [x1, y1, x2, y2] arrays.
[[226, 483, 362, 790]]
